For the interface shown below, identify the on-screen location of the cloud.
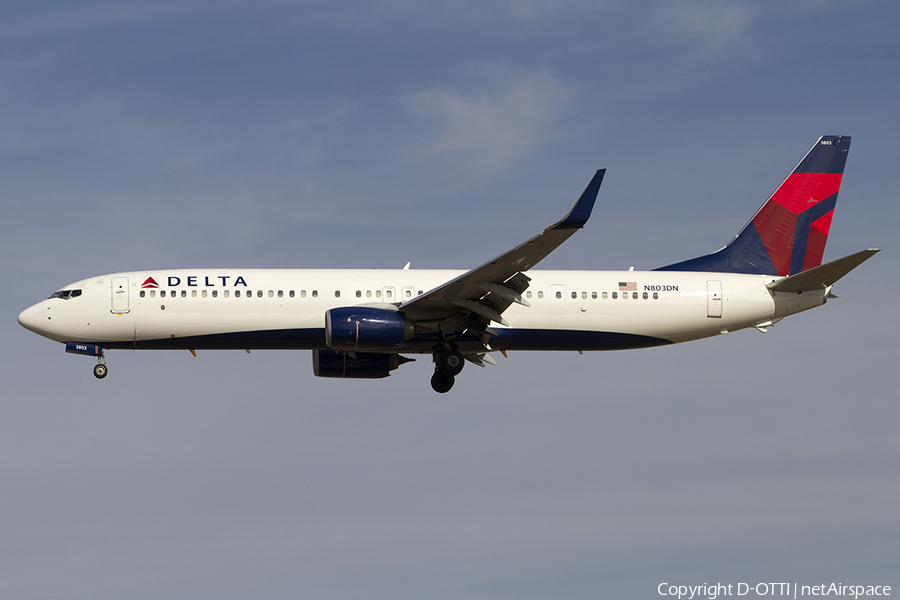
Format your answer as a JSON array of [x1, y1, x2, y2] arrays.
[[0, 1, 178, 41], [651, 0, 759, 59], [404, 68, 574, 175]]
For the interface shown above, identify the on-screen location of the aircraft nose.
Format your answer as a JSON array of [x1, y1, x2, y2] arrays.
[[18, 302, 43, 336]]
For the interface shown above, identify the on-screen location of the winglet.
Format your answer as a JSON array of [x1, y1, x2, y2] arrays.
[[551, 169, 606, 230]]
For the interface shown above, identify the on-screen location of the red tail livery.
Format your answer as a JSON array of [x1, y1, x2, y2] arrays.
[[657, 136, 850, 276]]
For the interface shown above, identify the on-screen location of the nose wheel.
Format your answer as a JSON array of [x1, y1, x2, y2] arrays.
[[93, 363, 108, 379], [93, 349, 108, 379]]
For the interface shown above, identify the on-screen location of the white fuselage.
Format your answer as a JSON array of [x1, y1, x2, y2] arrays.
[[18, 268, 828, 353]]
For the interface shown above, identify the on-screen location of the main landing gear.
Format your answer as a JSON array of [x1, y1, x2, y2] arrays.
[[431, 350, 464, 393]]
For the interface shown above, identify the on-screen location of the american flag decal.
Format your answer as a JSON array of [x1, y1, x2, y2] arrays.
[[618, 281, 637, 291]]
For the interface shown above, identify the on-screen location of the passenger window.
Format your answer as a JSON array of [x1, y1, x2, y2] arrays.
[[235, 290, 241, 298], [602, 292, 608, 299], [150, 290, 157, 298], [223, 290, 229, 298], [301, 290, 307, 298], [268, 290, 274, 298], [192, 290, 197, 298], [537, 291, 543, 299], [386, 290, 392, 299], [161, 290, 166, 298], [642, 292, 648, 300], [182, 290, 187, 298], [526, 291, 532, 299], [612, 292, 617, 299], [581, 291, 587, 299], [356, 290, 361, 298], [212, 290, 218, 298], [633, 292, 638, 299], [653, 292, 659, 300], [375, 290, 381, 298], [289, 290, 295, 298], [277, 290, 283, 298], [556, 291, 562, 299], [202, 290, 208, 298], [334, 290, 340, 298], [592, 292, 597, 299], [571, 292, 577, 299], [140, 290, 146, 298], [258, 290, 263, 298], [405, 290, 412, 299], [312, 290, 318, 298], [366, 290, 372, 298]]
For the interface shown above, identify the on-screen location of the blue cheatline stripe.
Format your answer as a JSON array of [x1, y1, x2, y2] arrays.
[[95, 327, 672, 353]]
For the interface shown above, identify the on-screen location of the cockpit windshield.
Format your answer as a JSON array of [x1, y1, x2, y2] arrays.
[[48, 289, 82, 300]]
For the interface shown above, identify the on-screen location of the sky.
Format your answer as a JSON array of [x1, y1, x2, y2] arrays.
[[3, 1, 899, 598]]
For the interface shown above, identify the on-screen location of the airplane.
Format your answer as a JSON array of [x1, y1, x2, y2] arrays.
[[18, 136, 879, 393]]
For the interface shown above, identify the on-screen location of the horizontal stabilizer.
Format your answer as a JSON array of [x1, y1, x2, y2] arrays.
[[767, 249, 879, 293]]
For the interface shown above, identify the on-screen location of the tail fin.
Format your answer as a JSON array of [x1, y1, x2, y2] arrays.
[[656, 136, 851, 276]]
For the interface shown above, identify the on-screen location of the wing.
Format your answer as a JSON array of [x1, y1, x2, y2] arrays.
[[399, 170, 605, 349]]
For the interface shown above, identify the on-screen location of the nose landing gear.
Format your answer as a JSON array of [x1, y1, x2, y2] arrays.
[[92, 348, 108, 379], [93, 361, 108, 379], [65, 342, 109, 379]]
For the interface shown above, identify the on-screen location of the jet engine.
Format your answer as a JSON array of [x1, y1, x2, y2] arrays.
[[324, 307, 413, 351], [312, 349, 413, 379]]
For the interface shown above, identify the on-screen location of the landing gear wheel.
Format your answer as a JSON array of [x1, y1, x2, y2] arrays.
[[439, 351, 464, 376], [93, 363, 108, 379], [431, 369, 455, 393]]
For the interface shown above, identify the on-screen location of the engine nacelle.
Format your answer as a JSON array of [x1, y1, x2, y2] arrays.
[[312, 350, 409, 379], [325, 306, 413, 351]]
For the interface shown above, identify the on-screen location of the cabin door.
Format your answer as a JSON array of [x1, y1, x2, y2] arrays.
[[111, 277, 130, 313], [707, 280, 722, 318]]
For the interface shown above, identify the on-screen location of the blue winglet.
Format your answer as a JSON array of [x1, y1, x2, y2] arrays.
[[551, 169, 605, 230]]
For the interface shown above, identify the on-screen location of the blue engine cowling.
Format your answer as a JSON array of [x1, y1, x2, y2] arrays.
[[313, 350, 408, 379], [325, 307, 413, 351]]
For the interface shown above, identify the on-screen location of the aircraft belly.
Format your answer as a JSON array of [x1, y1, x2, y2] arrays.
[[105, 328, 327, 350], [101, 326, 673, 352]]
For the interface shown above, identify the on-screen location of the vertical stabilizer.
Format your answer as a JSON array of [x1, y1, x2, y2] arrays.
[[656, 136, 851, 276]]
